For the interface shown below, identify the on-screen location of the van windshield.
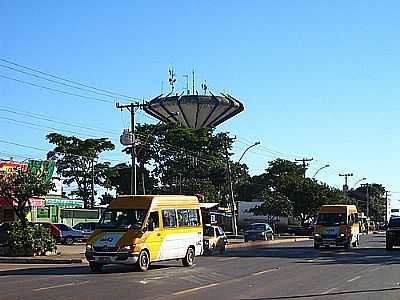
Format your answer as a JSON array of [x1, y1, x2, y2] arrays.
[[99, 209, 148, 229], [317, 213, 347, 225]]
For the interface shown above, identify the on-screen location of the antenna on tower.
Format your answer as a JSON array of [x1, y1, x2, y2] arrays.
[[192, 69, 195, 95], [168, 69, 176, 92], [201, 80, 208, 95]]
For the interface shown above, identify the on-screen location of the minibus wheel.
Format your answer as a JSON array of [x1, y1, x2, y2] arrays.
[[182, 247, 195, 267], [136, 250, 150, 272]]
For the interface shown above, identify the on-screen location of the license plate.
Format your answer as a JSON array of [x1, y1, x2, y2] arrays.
[[98, 257, 111, 263]]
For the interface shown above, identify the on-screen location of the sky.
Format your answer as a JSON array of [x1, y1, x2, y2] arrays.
[[1, 1, 400, 207]]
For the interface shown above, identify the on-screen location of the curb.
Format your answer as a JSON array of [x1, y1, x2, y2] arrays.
[[0, 257, 84, 264], [227, 237, 312, 249]]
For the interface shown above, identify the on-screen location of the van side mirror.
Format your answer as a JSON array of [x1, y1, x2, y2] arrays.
[[147, 222, 154, 232]]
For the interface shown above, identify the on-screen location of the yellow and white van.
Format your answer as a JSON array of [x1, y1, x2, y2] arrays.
[[85, 195, 203, 272], [314, 205, 360, 249]]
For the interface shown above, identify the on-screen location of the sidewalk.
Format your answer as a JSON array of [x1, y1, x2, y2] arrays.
[[0, 244, 86, 264]]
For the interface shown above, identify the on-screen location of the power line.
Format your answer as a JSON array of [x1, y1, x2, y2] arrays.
[[0, 57, 141, 101], [0, 106, 118, 135], [0, 74, 115, 104]]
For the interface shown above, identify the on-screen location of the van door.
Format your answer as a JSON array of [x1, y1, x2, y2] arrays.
[[144, 210, 163, 261], [159, 209, 179, 260]]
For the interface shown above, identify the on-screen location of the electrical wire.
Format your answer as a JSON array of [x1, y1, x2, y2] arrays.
[[0, 57, 141, 101]]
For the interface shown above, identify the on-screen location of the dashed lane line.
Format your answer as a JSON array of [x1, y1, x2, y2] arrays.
[[251, 268, 280, 276], [321, 287, 337, 295], [216, 257, 239, 262], [172, 283, 220, 296], [346, 275, 361, 283], [33, 280, 89, 292]]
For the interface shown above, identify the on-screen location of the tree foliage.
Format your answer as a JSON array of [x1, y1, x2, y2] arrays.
[[0, 169, 54, 227], [46, 133, 115, 208]]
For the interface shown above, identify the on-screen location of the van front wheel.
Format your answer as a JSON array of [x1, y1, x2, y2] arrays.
[[135, 250, 150, 272], [182, 247, 195, 267]]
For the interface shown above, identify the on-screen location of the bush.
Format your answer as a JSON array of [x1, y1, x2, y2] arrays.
[[6, 223, 56, 256]]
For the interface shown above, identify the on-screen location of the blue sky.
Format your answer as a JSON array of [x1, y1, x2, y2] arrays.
[[1, 1, 400, 207]]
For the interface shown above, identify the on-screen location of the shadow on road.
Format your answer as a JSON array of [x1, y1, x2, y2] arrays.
[[0, 262, 180, 276], [242, 286, 400, 299]]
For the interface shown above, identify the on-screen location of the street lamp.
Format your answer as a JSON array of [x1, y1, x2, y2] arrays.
[[352, 177, 367, 189], [312, 164, 330, 179], [238, 141, 261, 163], [227, 141, 261, 237]]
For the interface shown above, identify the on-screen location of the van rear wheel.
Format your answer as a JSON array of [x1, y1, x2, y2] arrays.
[[182, 247, 195, 267], [89, 262, 103, 272]]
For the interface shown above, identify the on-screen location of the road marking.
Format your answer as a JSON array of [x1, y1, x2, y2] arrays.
[[346, 275, 361, 283], [368, 267, 381, 272], [33, 282, 76, 292], [217, 257, 239, 262], [252, 267, 279, 276], [322, 287, 336, 294], [172, 283, 220, 296], [33, 280, 89, 292]]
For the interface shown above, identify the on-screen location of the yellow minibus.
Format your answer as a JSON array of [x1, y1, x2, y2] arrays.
[[314, 205, 360, 249], [85, 195, 203, 272]]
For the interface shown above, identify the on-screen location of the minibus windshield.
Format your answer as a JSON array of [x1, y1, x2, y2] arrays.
[[99, 208, 148, 229], [316, 213, 346, 225]]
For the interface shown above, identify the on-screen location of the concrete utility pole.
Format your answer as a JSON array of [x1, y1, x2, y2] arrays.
[[339, 173, 353, 201], [361, 183, 370, 218], [116, 102, 148, 195], [295, 158, 313, 177], [225, 146, 238, 236], [385, 191, 390, 223], [91, 157, 95, 207]]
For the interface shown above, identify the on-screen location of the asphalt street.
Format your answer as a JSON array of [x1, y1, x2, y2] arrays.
[[0, 234, 399, 300]]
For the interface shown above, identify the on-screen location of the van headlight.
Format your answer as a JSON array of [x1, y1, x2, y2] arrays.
[[118, 245, 133, 252], [314, 233, 320, 237], [86, 244, 93, 251], [340, 233, 345, 237]]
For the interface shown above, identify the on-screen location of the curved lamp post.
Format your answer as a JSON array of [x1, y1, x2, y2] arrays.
[[312, 164, 330, 178], [352, 177, 367, 189], [238, 142, 261, 163]]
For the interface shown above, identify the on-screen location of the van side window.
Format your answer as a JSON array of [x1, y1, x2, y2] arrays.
[[162, 209, 177, 228], [177, 209, 190, 227], [188, 209, 201, 226], [147, 211, 160, 230]]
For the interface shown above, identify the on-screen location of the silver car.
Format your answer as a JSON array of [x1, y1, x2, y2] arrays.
[[54, 223, 84, 245]]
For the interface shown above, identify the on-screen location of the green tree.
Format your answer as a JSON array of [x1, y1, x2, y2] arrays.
[[251, 191, 293, 221], [46, 133, 115, 208], [120, 122, 241, 203], [0, 169, 54, 227], [350, 183, 386, 221]]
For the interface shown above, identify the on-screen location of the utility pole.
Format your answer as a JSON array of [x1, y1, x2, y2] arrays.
[[361, 183, 370, 218], [116, 102, 148, 195], [385, 191, 390, 223], [91, 157, 95, 208], [225, 146, 238, 236], [339, 173, 353, 201], [295, 158, 313, 177]]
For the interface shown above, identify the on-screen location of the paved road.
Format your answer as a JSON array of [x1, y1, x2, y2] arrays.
[[0, 234, 399, 300]]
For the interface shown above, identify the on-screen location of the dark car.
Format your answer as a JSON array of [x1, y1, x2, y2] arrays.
[[33, 222, 62, 242], [0, 223, 9, 246], [287, 225, 314, 236], [73, 222, 97, 240], [386, 217, 400, 250], [54, 223, 84, 245], [244, 223, 274, 242]]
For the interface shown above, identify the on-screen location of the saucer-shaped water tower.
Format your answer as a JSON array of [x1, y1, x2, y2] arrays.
[[144, 92, 244, 130]]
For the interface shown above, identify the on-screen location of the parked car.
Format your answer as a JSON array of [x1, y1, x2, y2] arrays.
[[0, 223, 9, 246], [73, 222, 97, 240], [54, 223, 84, 245], [33, 222, 62, 242], [203, 224, 227, 255], [287, 225, 314, 236], [386, 217, 400, 250], [244, 223, 274, 242]]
